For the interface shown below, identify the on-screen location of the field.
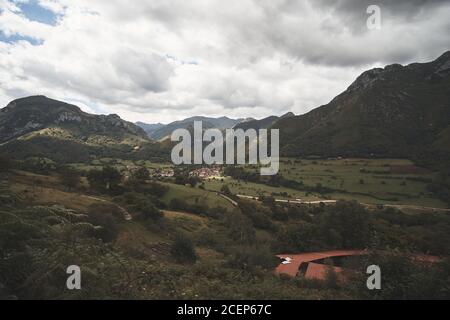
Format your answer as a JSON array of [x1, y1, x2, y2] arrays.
[[219, 158, 447, 208], [204, 177, 322, 201], [279, 158, 445, 207], [35, 156, 449, 209]]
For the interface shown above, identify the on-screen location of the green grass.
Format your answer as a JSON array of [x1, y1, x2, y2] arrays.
[[204, 177, 321, 201], [278, 158, 446, 207], [233, 158, 447, 208], [68, 157, 447, 208], [161, 182, 235, 210]]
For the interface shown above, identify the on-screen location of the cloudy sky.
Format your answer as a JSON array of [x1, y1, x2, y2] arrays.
[[1, 0, 449, 124]]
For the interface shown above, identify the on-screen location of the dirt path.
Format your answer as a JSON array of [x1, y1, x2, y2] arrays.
[[236, 194, 449, 213], [218, 193, 238, 206], [237, 194, 336, 205]]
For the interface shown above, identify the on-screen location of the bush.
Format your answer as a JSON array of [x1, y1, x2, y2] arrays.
[[239, 200, 276, 231], [226, 245, 278, 271], [86, 204, 121, 242], [171, 233, 197, 264], [136, 203, 163, 221], [114, 192, 163, 221]]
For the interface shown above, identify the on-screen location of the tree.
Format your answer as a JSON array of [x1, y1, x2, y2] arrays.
[[170, 233, 197, 264], [119, 193, 163, 222], [87, 169, 105, 191], [225, 212, 256, 244], [320, 200, 373, 249], [137, 202, 163, 221], [102, 166, 122, 191], [87, 166, 122, 194]]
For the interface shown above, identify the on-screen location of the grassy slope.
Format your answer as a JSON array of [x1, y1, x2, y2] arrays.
[[161, 182, 235, 210]]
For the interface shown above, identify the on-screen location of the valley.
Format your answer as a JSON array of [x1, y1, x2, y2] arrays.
[[1, 155, 449, 299], [1, 52, 449, 300]]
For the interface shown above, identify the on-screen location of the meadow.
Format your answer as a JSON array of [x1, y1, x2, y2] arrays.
[[216, 158, 447, 208]]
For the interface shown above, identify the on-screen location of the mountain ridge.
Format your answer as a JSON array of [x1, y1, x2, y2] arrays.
[[272, 51, 450, 167], [137, 116, 256, 140], [0, 95, 148, 144], [0, 95, 169, 163]]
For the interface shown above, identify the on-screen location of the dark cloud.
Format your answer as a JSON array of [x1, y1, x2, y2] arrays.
[[1, 0, 450, 123]]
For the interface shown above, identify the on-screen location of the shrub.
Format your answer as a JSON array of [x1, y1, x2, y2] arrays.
[[226, 246, 278, 271], [86, 204, 121, 242], [171, 233, 197, 264]]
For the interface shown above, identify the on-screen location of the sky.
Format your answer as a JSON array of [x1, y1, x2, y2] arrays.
[[0, 0, 449, 124]]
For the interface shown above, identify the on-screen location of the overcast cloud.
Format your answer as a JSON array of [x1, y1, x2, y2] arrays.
[[0, 0, 449, 123]]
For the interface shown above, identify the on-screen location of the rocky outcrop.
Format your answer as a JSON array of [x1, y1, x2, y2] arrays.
[[0, 95, 149, 144]]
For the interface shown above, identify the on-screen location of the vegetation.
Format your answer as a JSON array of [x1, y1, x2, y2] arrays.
[[87, 166, 122, 194], [1, 153, 449, 300], [170, 233, 198, 264], [216, 158, 447, 208], [273, 52, 450, 168], [0, 110, 449, 301]]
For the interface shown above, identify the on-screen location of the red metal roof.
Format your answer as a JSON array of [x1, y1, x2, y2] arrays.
[[275, 250, 366, 278], [305, 262, 343, 280], [275, 250, 440, 279]]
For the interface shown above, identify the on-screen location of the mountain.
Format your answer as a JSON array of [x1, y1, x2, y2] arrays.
[[0, 96, 166, 163], [233, 112, 295, 131], [142, 116, 251, 140], [135, 121, 165, 137], [273, 51, 450, 166], [0, 95, 149, 144]]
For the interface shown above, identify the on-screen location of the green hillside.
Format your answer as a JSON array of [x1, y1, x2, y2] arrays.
[[274, 52, 450, 168]]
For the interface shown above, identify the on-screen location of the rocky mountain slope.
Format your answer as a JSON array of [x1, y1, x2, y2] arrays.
[[0, 96, 149, 144], [273, 51, 450, 167], [0, 96, 168, 163]]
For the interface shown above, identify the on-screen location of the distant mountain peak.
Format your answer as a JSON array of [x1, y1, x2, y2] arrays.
[[140, 116, 245, 140], [347, 67, 386, 92], [0, 96, 148, 144], [281, 112, 295, 118]]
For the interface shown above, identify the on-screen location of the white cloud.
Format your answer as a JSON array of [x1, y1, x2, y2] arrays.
[[0, 0, 449, 123]]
